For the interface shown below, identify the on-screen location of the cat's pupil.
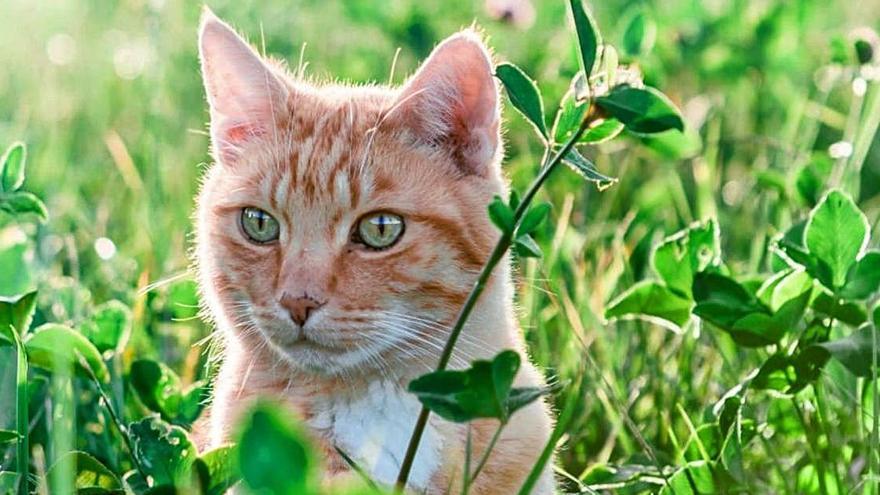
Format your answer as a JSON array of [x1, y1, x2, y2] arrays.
[[257, 213, 265, 231], [376, 215, 386, 236]]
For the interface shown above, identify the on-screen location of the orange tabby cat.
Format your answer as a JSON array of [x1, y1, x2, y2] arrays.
[[193, 8, 555, 494]]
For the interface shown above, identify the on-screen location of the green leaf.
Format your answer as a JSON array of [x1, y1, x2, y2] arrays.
[[0, 191, 48, 222], [795, 155, 832, 208], [692, 272, 770, 330], [131, 359, 207, 425], [651, 220, 721, 299], [640, 127, 702, 159], [514, 234, 543, 258], [812, 292, 868, 327], [495, 63, 547, 139], [47, 451, 122, 492], [236, 401, 317, 495], [0, 291, 37, 343], [517, 203, 551, 236], [693, 271, 804, 347], [0, 430, 20, 444], [0, 142, 26, 192], [621, 12, 656, 57], [581, 118, 624, 144], [719, 418, 757, 483], [552, 81, 588, 144], [561, 147, 616, 188], [595, 85, 684, 134], [168, 280, 200, 320], [816, 325, 878, 377], [24, 323, 109, 382], [130, 416, 198, 487], [568, 0, 601, 76], [487, 195, 514, 234], [0, 471, 16, 494], [193, 445, 240, 495], [777, 238, 834, 290], [804, 189, 869, 289], [408, 350, 539, 423], [79, 300, 132, 353], [605, 280, 693, 330], [658, 461, 716, 495], [840, 251, 880, 300]]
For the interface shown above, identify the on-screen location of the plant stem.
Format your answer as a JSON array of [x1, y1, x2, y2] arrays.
[[813, 381, 842, 491], [467, 421, 506, 487], [13, 330, 29, 495], [791, 397, 829, 495], [394, 110, 598, 491], [78, 354, 149, 481], [517, 375, 581, 495]]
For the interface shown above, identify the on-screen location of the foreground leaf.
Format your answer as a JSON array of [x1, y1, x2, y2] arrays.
[[0, 291, 37, 344], [24, 323, 109, 382], [595, 85, 684, 134], [130, 416, 198, 487], [0, 191, 48, 222], [0, 430, 19, 444], [568, 0, 601, 76], [79, 300, 132, 353], [815, 325, 878, 377], [561, 148, 616, 188], [488, 195, 515, 235], [658, 460, 716, 495], [409, 350, 542, 423], [652, 220, 721, 299], [0, 142, 26, 192], [193, 445, 240, 495], [621, 11, 656, 57], [692, 272, 769, 330], [236, 402, 317, 495], [131, 359, 207, 425], [805, 189, 868, 289], [605, 280, 693, 330], [840, 251, 880, 300], [47, 451, 122, 492], [812, 292, 868, 327], [495, 63, 547, 139]]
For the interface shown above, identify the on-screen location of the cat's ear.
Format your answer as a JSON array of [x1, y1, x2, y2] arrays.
[[394, 30, 501, 176], [198, 7, 288, 165]]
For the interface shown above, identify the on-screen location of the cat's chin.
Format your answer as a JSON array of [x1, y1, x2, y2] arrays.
[[260, 333, 379, 377]]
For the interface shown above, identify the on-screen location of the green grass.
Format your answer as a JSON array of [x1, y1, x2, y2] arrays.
[[1, 0, 880, 493]]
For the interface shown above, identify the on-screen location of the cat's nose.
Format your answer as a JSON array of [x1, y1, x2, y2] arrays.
[[279, 293, 324, 327]]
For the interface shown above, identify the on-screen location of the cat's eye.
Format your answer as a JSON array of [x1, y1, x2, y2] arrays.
[[240, 207, 280, 244], [356, 212, 404, 249]]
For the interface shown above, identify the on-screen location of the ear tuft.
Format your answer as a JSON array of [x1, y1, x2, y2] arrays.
[[393, 29, 501, 176], [198, 9, 289, 165]]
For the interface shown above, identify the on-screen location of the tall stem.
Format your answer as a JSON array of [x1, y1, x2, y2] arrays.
[[395, 110, 598, 491], [13, 331, 29, 495]]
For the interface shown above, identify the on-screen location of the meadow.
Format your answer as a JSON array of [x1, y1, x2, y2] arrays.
[[1, 0, 879, 493]]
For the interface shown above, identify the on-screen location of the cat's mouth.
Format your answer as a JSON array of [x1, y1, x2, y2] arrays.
[[261, 324, 348, 356]]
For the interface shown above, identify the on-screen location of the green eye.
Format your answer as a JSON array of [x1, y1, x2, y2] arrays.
[[240, 207, 280, 244], [357, 212, 404, 249]]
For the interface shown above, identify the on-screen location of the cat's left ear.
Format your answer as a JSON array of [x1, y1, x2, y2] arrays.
[[393, 30, 501, 176], [198, 7, 289, 165]]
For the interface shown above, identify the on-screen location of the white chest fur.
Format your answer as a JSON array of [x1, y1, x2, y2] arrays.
[[309, 380, 444, 491]]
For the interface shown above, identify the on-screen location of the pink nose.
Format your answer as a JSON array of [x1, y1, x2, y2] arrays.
[[280, 293, 324, 326]]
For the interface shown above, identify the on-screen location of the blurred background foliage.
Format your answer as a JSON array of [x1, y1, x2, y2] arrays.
[[1, 0, 880, 492]]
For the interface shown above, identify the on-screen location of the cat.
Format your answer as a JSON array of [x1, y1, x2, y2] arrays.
[[192, 7, 555, 494]]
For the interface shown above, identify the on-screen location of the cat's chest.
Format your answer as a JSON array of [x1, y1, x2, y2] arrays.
[[308, 380, 445, 491]]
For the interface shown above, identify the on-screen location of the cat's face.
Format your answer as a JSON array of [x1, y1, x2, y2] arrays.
[[195, 9, 506, 375]]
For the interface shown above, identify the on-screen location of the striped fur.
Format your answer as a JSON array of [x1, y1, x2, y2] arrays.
[[192, 8, 554, 494]]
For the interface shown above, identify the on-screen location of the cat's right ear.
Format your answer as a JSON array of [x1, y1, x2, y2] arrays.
[[198, 7, 288, 165]]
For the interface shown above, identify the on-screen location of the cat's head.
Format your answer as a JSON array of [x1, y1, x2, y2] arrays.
[[195, 8, 507, 376]]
